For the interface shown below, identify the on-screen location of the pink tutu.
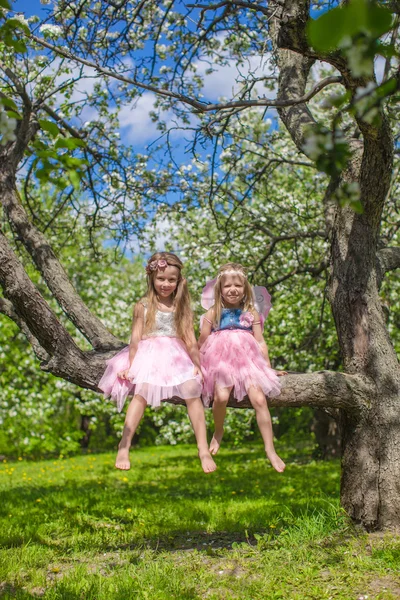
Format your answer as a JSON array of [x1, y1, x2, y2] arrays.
[[99, 336, 202, 412], [200, 329, 281, 406]]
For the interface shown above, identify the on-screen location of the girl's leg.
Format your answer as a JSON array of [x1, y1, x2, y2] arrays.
[[115, 394, 147, 470], [248, 386, 285, 473], [209, 385, 232, 455], [185, 397, 217, 473]]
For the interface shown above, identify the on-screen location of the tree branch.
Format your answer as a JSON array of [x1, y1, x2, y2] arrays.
[[376, 246, 400, 286], [165, 371, 370, 414], [0, 296, 49, 361], [0, 172, 121, 351], [0, 227, 107, 387], [269, 0, 319, 155], [28, 33, 342, 113]]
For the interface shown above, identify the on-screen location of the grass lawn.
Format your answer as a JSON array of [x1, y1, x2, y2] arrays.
[[0, 443, 399, 599]]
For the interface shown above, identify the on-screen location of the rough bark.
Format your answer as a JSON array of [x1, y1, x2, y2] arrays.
[[272, 0, 400, 530], [0, 227, 107, 388], [0, 171, 121, 351]]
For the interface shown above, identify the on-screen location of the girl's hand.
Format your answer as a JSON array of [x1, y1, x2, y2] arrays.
[[118, 369, 131, 380], [275, 370, 288, 377], [193, 366, 203, 383]]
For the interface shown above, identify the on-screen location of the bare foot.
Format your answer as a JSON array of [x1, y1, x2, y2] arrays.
[[267, 451, 286, 473], [209, 431, 223, 455], [115, 446, 130, 470], [199, 451, 217, 474]]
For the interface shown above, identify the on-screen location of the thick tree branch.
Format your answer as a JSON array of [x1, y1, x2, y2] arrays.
[[0, 228, 107, 387], [164, 371, 371, 414], [0, 172, 121, 351], [376, 247, 400, 286], [269, 0, 319, 155], [0, 62, 40, 170], [0, 228, 79, 356], [0, 296, 49, 361]]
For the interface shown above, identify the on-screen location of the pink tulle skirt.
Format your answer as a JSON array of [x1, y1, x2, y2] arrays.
[[99, 336, 202, 412], [200, 329, 281, 406]]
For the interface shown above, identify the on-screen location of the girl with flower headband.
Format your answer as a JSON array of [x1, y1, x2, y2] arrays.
[[99, 252, 216, 474], [198, 262, 286, 472]]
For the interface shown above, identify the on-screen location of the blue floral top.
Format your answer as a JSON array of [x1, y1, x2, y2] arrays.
[[214, 308, 254, 332]]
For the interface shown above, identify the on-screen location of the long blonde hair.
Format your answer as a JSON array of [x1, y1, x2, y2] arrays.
[[141, 252, 193, 344], [212, 262, 255, 328]]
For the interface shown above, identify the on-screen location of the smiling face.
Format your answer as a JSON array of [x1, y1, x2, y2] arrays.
[[220, 273, 245, 307], [153, 265, 180, 299]]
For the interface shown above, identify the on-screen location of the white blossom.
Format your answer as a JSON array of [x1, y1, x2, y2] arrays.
[[39, 24, 63, 39]]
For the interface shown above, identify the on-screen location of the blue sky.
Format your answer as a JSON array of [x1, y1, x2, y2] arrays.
[[11, 0, 278, 161]]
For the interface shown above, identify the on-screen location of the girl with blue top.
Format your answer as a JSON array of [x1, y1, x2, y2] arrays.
[[198, 263, 286, 472]]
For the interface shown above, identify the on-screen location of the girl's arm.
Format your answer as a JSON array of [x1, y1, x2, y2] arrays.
[[119, 302, 145, 378], [198, 308, 213, 349], [252, 310, 287, 375], [185, 326, 203, 377], [252, 310, 272, 367]]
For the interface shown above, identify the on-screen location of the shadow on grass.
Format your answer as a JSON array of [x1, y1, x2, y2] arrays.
[[0, 445, 341, 553]]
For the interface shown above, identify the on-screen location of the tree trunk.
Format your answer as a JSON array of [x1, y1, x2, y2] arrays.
[[312, 409, 341, 459], [271, 0, 400, 530], [329, 128, 400, 530], [80, 415, 92, 449]]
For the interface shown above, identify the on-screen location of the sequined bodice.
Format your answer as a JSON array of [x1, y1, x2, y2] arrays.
[[144, 308, 177, 338], [215, 308, 253, 332]]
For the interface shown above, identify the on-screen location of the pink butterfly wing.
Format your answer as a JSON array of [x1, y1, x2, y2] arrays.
[[253, 286, 271, 328], [201, 278, 218, 310]]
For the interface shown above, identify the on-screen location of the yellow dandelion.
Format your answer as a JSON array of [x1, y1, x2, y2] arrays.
[[18, 457, 23, 461], [123, 477, 128, 482], [126, 508, 132, 513], [231, 491, 236, 495], [36, 499, 42, 503]]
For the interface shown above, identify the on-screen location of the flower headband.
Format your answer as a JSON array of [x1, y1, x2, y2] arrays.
[[217, 269, 247, 279], [145, 258, 168, 275]]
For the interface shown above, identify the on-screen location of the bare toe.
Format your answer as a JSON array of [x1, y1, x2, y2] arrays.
[[267, 452, 286, 473], [115, 460, 130, 470], [115, 448, 130, 470], [209, 432, 223, 456], [199, 452, 217, 473]]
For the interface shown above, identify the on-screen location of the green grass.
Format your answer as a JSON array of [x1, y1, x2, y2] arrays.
[[0, 444, 399, 599]]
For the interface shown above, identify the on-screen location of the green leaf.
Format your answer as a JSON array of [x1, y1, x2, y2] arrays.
[[35, 168, 50, 181], [376, 42, 397, 59], [4, 36, 27, 53], [5, 18, 30, 35], [6, 110, 22, 120], [0, 97, 18, 111], [308, 6, 346, 52], [308, 0, 393, 52], [68, 170, 81, 190], [39, 119, 60, 137], [35, 149, 59, 160], [0, 0, 11, 8], [55, 137, 86, 150], [376, 78, 397, 98]]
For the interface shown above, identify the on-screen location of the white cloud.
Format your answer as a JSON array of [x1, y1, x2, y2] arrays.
[[119, 92, 164, 144], [194, 54, 276, 100]]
